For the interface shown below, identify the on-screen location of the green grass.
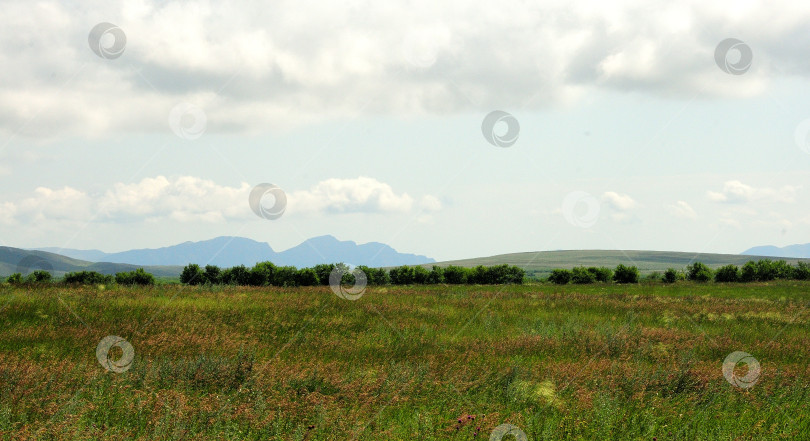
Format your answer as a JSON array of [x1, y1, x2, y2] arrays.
[[0, 282, 808, 440]]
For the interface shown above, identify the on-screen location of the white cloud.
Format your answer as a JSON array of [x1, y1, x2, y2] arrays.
[[665, 200, 697, 219], [707, 180, 798, 203], [288, 176, 422, 214], [2, 0, 810, 137], [420, 195, 442, 212], [602, 191, 636, 211], [0, 175, 437, 225]]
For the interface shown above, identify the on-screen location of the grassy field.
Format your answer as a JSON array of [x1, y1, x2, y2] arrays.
[[1, 282, 808, 440]]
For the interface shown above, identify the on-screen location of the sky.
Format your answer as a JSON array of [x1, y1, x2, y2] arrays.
[[1, 0, 810, 261]]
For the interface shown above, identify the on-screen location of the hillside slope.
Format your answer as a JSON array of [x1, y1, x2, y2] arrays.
[[427, 249, 810, 277], [0, 247, 182, 278]]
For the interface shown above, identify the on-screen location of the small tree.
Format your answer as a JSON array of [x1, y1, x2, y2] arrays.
[[571, 266, 595, 284], [686, 262, 713, 282], [26, 270, 53, 284], [130, 268, 155, 285], [794, 262, 810, 280], [116, 268, 155, 286], [426, 266, 444, 284], [294, 268, 320, 286], [504, 265, 525, 284], [663, 268, 678, 283], [754, 260, 776, 281], [272, 266, 299, 287], [714, 264, 740, 283], [443, 266, 467, 284], [64, 271, 113, 285], [412, 266, 431, 284], [180, 264, 204, 285], [312, 264, 336, 286], [613, 264, 639, 284], [6, 273, 23, 285], [771, 260, 794, 279], [203, 265, 222, 285], [548, 269, 572, 285], [740, 261, 758, 282], [389, 266, 415, 285], [588, 266, 613, 283]]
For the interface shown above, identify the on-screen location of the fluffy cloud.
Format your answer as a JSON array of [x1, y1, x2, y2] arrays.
[[707, 180, 798, 203], [288, 176, 420, 214], [2, 0, 810, 138], [0, 175, 436, 225], [665, 200, 697, 219], [602, 191, 636, 211]]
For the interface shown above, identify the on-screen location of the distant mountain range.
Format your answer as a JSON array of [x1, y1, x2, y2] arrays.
[[0, 247, 182, 278], [741, 243, 810, 258], [34, 235, 435, 268]]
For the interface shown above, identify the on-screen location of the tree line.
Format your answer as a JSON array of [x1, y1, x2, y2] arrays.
[[544, 259, 810, 284], [179, 262, 526, 286], [3, 268, 155, 286]]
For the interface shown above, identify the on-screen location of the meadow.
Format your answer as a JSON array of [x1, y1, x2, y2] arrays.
[[0, 281, 808, 440]]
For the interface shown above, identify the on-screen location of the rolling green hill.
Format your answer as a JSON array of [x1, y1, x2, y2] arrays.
[[0, 246, 182, 278], [426, 249, 810, 278]]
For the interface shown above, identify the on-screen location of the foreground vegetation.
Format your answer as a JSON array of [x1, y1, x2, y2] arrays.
[[0, 281, 807, 440]]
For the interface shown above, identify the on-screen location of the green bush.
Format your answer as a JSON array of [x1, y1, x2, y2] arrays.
[[294, 268, 320, 286], [548, 269, 572, 285], [203, 265, 221, 285], [714, 264, 739, 283], [6, 273, 23, 285], [24, 270, 52, 284], [794, 262, 810, 280], [312, 264, 336, 286], [412, 266, 431, 284], [686, 262, 713, 282], [272, 266, 299, 287], [443, 266, 467, 284], [740, 261, 758, 282], [754, 260, 777, 281], [389, 266, 415, 285], [116, 268, 155, 286], [613, 264, 639, 284], [587, 266, 613, 283], [426, 266, 444, 284], [571, 266, 596, 284], [663, 268, 679, 283], [63, 271, 113, 285], [772, 260, 794, 279], [180, 264, 204, 285]]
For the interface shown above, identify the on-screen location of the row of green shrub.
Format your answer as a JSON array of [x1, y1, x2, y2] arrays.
[[179, 262, 525, 286], [672, 259, 810, 283], [3, 268, 155, 286], [547, 264, 640, 284], [544, 259, 810, 284]]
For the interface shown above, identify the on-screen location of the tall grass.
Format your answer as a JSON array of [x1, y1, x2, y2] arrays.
[[0, 282, 807, 439]]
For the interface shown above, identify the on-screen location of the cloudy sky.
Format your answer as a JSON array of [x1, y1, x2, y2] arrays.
[[2, 0, 810, 261]]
